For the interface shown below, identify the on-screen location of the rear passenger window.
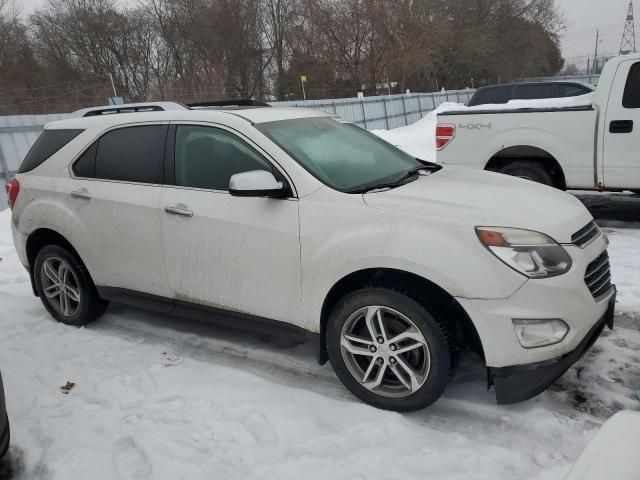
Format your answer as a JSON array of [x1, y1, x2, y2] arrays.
[[19, 129, 83, 173], [93, 125, 167, 183], [174, 125, 272, 191], [623, 62, 640, 108]]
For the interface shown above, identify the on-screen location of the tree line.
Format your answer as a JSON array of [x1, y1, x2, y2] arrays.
[[0, 0, 563, 114]]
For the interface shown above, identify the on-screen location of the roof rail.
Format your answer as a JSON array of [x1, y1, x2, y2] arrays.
[[187, 99, 271, 109], [73, 101, 188, 118]]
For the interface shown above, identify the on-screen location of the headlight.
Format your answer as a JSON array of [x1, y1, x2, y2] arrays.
[[476, 227, 572, 278]]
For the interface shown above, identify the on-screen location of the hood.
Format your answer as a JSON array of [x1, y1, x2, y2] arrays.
[[362, 166, 592, 243]]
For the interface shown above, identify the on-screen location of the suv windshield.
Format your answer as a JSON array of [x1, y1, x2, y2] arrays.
[[256, 117, 434, 192]]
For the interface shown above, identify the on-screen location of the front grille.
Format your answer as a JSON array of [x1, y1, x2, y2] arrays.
[[572, 221, 600, 248], [584, 251, 612, 299]]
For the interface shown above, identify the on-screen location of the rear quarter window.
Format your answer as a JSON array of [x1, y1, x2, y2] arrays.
[[18, 129, 84, 173]]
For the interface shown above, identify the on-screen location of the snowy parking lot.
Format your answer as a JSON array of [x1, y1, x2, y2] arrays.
[[0, 200, 639, 480]]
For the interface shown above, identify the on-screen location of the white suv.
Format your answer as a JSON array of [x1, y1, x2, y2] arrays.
[[5, 101, 616, 411]]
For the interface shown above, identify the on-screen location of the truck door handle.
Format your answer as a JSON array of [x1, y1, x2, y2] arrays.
[[609, 120, 633, 134], [70, 189, 91, 200], [164, 205, 193, 217]]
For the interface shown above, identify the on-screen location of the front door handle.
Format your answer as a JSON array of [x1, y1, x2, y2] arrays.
[[70, 189, 91, 200], [164, 205, 193, 217], [609, 120, 634, 134]]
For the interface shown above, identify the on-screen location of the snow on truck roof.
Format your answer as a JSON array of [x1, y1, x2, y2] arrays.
[[46, 101, 332, 130]]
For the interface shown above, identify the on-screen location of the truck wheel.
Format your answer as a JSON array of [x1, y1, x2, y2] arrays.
[[34, 245, 108, 326], [499, 161, 554, 187], [326, 288, 454, 412]]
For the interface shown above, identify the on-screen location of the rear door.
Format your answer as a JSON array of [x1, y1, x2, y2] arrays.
[[68, 123, 172, 299], [603, 60, 640, 188]]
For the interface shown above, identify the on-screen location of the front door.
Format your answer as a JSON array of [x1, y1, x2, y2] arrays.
[[603, 59, 640, 189], [160, 124, 302, 325]]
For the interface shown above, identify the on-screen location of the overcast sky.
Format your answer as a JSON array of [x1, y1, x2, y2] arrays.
[[16, 0, 638, 64]]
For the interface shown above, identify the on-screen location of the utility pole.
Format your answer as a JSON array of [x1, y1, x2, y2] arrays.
[[620, 1, 637, 55], [593, 30, 600, 74]]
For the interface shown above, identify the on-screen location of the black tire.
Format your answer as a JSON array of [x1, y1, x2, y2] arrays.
[[34, 244, 108, 326], [326, 288, 454, 412], [498, 160, 554, 187]]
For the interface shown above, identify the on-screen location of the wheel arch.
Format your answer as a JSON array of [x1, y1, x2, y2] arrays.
[[317, 268, 484, 365], [485, 145, 567, 189], [26, 228, 87, 297]]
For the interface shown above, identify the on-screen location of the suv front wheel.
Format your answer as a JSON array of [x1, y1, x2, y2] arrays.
[[326, 288, 454, 411], [34, 245, 108, 326]]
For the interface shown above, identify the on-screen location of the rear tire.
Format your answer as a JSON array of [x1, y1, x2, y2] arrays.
[[34, 245, 108, 326], [326, 288, 454, 412], [498, 160, 554, 187]]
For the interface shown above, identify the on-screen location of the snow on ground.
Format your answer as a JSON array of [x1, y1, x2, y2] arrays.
[[372, 93, 594, 162], [0, 206, 639, 480]]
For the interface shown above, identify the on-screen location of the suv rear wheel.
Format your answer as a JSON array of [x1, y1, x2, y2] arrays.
[[326, 288, 453, 411], [34, 245, 108, 326]]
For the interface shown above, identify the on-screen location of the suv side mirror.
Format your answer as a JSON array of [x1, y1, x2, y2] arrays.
[[229, 170, 288, 198]]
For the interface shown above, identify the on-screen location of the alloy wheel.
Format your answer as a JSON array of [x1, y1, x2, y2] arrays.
[[40, 257, 81, 317], [340, 305, 431, 398]]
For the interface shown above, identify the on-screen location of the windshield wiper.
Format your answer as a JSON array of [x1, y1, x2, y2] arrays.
[[347, 165, 431, 194]]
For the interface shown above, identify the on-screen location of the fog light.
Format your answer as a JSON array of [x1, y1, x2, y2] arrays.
[[512, 319, 569, 348]]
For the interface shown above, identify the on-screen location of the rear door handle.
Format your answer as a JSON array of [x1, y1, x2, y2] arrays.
[[70, 189, 91, 200], [609, 120, 634, 134], [164, 205, 193, 217]]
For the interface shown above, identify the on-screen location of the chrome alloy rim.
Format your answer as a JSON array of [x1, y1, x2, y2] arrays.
[[40, 257, 81, 317], [340, 306, 431, 398]]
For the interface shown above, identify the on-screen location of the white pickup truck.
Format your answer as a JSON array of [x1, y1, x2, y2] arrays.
[[436, 53, 640, 193]]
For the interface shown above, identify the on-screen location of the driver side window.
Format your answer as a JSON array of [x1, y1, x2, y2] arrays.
[[174, 125, 272, 191], [623, 62, 640, 108]]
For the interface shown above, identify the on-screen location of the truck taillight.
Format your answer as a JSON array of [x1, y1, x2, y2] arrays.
[[5, 178, 20, 210], [436, 124, 455, 150]]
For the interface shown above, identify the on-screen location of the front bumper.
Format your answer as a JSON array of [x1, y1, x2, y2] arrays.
[[488, 288, 615, 404]]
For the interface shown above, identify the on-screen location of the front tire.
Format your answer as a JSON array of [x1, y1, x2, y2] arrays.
[[498, 160, 554, 187], [34, 245, 108, 326], [326, 288, 454, 411]]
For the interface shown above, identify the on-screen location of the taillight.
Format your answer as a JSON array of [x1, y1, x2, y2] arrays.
[[435, 124, 455, 150], [5, 178, 20, 210]]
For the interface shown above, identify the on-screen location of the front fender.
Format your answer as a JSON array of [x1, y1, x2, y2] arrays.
[[298, 190, 527, 331]]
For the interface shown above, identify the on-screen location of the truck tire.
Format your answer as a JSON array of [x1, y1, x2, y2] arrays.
[[498, 161, 554, 187], [326, 288, 454, 412]]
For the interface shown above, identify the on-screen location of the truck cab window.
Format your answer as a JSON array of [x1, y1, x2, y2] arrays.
[[623, 62, 640, 108]]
